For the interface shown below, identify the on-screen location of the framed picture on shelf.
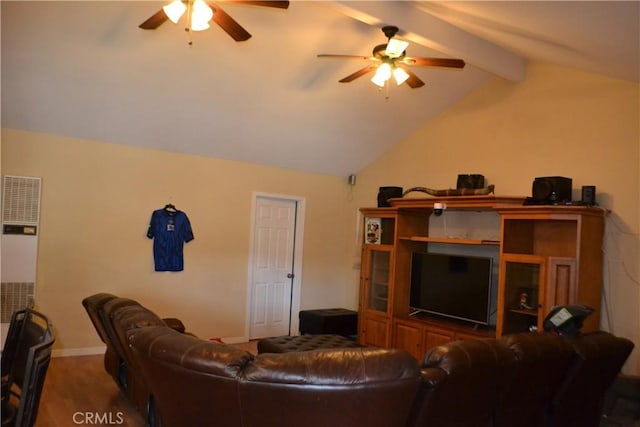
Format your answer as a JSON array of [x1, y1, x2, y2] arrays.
[[365, 218, 382, 244]]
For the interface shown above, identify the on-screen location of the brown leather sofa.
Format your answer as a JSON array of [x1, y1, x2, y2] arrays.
[[82, 294, 187, 425], [83, 294, 634, 427], [409, 338, 517, 427], [410, 330, 633, 427], [494, 333, 577, 427], [129, 325, 421, 427], [550, 331, 637, 427]]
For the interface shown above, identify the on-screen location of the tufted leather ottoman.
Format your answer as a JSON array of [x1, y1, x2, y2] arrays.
[[257, 334, 361, 354]]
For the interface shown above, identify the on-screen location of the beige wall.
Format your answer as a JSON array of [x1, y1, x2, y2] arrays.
[[2, 61, 638, 374], [1, 129, 358, 352], [349, 62, 640, 374]]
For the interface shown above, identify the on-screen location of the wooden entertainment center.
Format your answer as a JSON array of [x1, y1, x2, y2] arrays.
[[358, 195, 606, 360]]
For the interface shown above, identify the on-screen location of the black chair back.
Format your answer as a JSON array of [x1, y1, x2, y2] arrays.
[[1, 313, 26, 379], [1, 308, 55, 427]]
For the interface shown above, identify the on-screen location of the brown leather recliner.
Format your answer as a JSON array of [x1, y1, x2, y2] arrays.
[[108, 303, 169, 424], [129, 326, 422, 427], [409, 338, 517, 427], [550, 331, 635, 427], [82, 293, 117, 344], [82, 293, 121, 383], [493, 333, 577, 427], [100, 297, 145, 390], [129, 325, 255, 427], [238, 347, 421, 427], [82, 294, 188, 427], [83, 295, 187, 389]]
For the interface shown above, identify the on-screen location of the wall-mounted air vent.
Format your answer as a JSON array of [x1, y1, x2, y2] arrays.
[[0, 282, 35, 323], [2, 175, 41, 226], [1, 176, 42, 331]]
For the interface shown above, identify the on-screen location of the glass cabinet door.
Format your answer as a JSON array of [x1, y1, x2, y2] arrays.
[[499, 255, 546, 334], [366, 249, 391, 313]]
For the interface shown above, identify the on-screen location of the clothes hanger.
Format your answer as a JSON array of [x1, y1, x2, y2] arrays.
[[164, 201, 177, 212]]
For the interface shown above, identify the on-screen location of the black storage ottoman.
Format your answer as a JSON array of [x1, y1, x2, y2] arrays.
[[298, 308, 358, 336]]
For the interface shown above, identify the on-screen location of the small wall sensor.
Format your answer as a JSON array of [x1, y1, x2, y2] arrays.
[[348, 174, 357, 186], [433, 202, 446, 216]]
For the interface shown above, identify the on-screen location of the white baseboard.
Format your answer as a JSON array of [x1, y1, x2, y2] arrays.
[[53, 346, 106, 358], [220, 336, 248, 344], [51, 334, 272, 357]]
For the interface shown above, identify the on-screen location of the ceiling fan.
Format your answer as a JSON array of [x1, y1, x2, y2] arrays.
[[318, 25, 465, 88], [139, 0, 289, 42]]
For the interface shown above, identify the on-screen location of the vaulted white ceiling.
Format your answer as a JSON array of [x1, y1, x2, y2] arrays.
[[2, 1, 638, 176]]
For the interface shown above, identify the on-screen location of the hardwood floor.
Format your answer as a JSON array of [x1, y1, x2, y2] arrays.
[[35, 341, 258, 427], [36, 355, 144, 427]]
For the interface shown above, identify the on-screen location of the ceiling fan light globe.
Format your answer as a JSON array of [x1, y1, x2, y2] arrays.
[[377, 63, 392, 79], [371, 63, 392, 87], [371, 74, 387, 87], [393, 67, 410, 85], [190, 0, 213, 31], [163, 0, 186, 24], [192, 0, 214, 21], [190, 17, 211, 31]]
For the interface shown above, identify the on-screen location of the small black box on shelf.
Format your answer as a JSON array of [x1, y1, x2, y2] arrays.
[[581, 185, 596, 206]]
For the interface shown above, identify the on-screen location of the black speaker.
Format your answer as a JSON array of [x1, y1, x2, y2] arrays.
[[531, 176, 572, 205], [456, 174, 485, 189], [377, 186, 403, 207], [581, 185, 596, 206]]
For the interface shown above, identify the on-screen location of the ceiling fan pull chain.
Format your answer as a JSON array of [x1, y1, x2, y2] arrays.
[[186, 1, 194, 46]]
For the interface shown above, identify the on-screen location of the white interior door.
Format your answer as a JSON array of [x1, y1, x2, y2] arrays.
[[249, 196, 298, 339]]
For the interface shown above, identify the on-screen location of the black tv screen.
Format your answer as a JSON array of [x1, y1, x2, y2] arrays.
[[409, 252, 492, 325]]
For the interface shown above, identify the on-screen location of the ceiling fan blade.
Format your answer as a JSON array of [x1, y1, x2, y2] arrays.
[[231, 1, 290, 9], [403, 68, 425, 88], [210, 2, 252, 41], [139, 9, 169, 30], [339, 66, 378, 83], [404, 57, 466, 68], [317, 54, 371, 60]]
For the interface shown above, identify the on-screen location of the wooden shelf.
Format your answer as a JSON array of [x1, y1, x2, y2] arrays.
[[390, 195, 526, 210], [496, 204, 608, 218], [363, 243, 394, 250], [397, 313, 496, 337], [400, 236, 500, 246], [509, 308, 539, 317]]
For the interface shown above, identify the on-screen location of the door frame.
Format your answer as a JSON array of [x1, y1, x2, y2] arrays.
[[245, 192, 305, 340]]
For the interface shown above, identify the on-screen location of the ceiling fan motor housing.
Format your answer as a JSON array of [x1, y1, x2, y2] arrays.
[[373, 43, 400, 59], [381, 25, 399, 39]]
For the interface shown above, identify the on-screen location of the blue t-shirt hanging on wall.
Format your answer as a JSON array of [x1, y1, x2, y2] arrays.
[[146, 208, 194, 272]]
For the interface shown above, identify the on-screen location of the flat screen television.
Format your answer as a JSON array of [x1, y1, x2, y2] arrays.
[[409, 252, 493, 325]]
